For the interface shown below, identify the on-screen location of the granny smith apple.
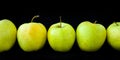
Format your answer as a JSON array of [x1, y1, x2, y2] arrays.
[[17, 15, 47, 52], [76, 21, 106, 52], [48, 16, 75, 52], [107, 22, 120, 51], [0, 19, 17, 52]]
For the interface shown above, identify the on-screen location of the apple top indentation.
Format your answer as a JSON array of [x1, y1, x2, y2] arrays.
[[114, 22, 119, 26]]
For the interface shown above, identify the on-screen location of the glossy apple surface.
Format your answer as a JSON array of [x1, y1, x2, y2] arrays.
[[48, 22, 75, 52], [17, 15, 47, 52], [0, 19, 17, 52], [76, 21, 106, 52], [107, 22, 120, 51]]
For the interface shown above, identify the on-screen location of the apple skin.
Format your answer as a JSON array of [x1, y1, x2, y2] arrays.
[[48, 22, 75, 52], [107, 22, 120, 51], [0, 19, 17, 52], [76, 21, 106, 52], [17, 22, 47, 52]]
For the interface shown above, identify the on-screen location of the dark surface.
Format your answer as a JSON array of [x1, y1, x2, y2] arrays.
[[0, 7, 120, 60]]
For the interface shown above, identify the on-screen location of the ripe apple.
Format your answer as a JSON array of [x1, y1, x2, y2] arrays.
[[0, 19, 17, 52], [17, 15, 47, 52], [107, 22, 120, 51], [76, 21, 106, 52], [48, 16, 75, 52]]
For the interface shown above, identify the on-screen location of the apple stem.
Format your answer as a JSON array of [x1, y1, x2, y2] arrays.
[[94, 20, 97, 24], [31, 15, 40, 22], [59, 16, 62, 28]]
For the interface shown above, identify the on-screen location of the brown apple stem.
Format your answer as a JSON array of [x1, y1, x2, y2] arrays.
[[31, 15, 40, 22], [94, 20, 97, 24], [59, 16, 62, 28]]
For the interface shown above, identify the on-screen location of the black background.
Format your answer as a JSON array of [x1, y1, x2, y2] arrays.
[[0, 4, 120, 60]]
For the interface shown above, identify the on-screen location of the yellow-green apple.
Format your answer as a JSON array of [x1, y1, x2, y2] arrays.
[[48, 16, 75, 52], [107, 22, 120, 51], [0, 19, 17, 52], [17, 15, 47, 52], [76, 21, 106, 52]]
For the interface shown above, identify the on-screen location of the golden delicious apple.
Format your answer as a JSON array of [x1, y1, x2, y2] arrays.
[[107, 22, 120, 51], [48, 16, 75, 52], [76, 21, 106, 52], [0, 19, 17, 52], [17, 15, 47, 52]]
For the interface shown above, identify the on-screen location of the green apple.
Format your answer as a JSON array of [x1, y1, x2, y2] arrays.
[[48, 16, 75, 52], [17, 15, 47, 52], [107, 22, 120, 51], [76, 21, 106, 52], [0, 19, 17, 52]]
